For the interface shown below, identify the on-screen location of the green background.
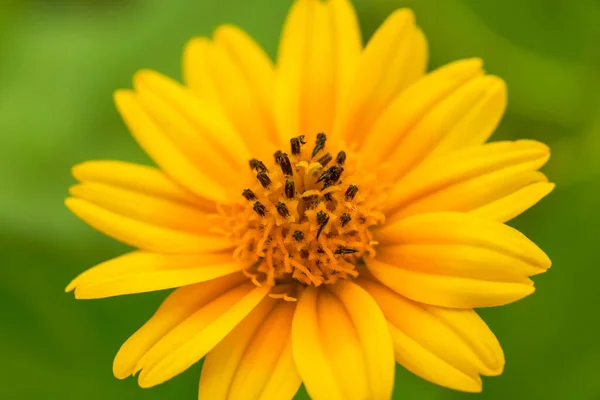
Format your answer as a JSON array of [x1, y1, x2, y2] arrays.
[[1, 0, 598, 398]]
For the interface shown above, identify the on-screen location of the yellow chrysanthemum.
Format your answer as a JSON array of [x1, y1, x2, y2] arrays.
[[65, 0, 554, 399]]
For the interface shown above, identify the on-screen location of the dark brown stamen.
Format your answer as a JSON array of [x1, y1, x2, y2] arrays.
[[336, 151, 346, 165], [340, 213, 351, 227], [317, 164, 344, 184], [345, 185, 358, 200], [316, 210, 329, 224], [249, 159, 268, 173], [257, 172, 271, 188], [317, 152, 332, 167], [321, 181, 333, 201], [292, 230, 304, 241], [334, 247, 358, 255], [290, 135, 306, 155], [274, 150, 283, 163], [312, 132, 327, 158], [276, 202, 290, 218], [253, 201, 267, 216], [305, 195, 320, 209], [285, 180, 295, 199], [278, 153, 293, 176], [242, 189, 256, 201], [316, 211, 330, 239]]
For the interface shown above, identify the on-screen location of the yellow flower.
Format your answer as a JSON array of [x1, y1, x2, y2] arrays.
[[65, 0, 553, 398]]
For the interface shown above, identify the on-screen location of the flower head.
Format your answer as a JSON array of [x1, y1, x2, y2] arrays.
[[66, 0, 553, 398]]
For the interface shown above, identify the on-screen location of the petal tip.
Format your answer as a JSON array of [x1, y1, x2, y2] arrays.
[[65, 280, 76, 293], [112, 366, 131, 381], [381, 7, 415, 28], [132, 69, 156, 87], [112, 346, 139, 380], [137, 368, 163, 389], [71, 162, 88, 181], [64, 197, 78, 211], [183, 36, 209, 54], [483, 75, 507, 93], [212, 23, 240, 40], [68, 184, 82, 198], [459, 57, 484, 71], [113, 89, 135, 108]]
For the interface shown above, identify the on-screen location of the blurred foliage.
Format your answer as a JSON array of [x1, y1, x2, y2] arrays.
[[0, 0, 599, 399]]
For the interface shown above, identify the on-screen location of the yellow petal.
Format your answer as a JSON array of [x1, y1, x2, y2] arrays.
[[334, 9, 426, 145], [317, 290, 371, 400], [382, 75, 507, 180], [133, 69, 251, 171], [113, 272, 246, 379], [65, 198, 232, 253], [372, 212, 551, 308], [274, 0, 362, 142], [376, 212, 551, 269], [368, 259, 535, 309], [114, 90, 228, 202], [292, 283, 395, 400], [133, 84, 239, 188], [200, 298, 301, 400], [136, 281, 270, 388], [385, 140, 551, 221], [329, 281, 395, 400], [402, 28, 428, 92], [358, 278, 504, 392], [258, 339, 300, 400], [290, 287, 344, 400], [361, 58, 483, 169], [213, 25, 278, 142], [377, 242, 542, 283], [275, 0, 325, 140], [199, 298, 276, 398], [69, 182, 215, 233], [183, 29, 278, 160], [427, 77, 506, 158], [328, 0, 362, 115], [66, 251, 242, 299], [72, 160, 205, 208], [472, 181, 555, 223]]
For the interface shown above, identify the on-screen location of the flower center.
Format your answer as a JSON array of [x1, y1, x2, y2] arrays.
[[223, 133, 385, 298]]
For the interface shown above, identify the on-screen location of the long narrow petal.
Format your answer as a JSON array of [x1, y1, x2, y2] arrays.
[[66, 251, 242, 299], [136, 281, 270, 387], [214, 25, 279, 144], [114, 90, 228, 202], [69, 182, 215, 233], [334, 9, 427, 145], [274, 0, 362, 143], [471, 181, 555, 223], [385, 140, 551, 221], [65, 198, 232, 253], [361, 59, 483, 170], [357, 278, 504, 392], [72, 160, 205, 208], [329, 281, 395, 400], [292, 283, 395, 400], [291, 287, 344, 400], [329, 0, 362, 118], [113, 273, 247, 379], [183, 29, 278, 159], [380, 74, 507, 180], [133, 69, 251, 171], [199, 299, 301, 400], [372, 212, 551, 308], [427, 77, 506, 158]]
